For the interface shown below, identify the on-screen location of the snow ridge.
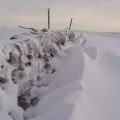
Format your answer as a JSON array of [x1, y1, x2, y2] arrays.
[[0, 28, 84, 120]]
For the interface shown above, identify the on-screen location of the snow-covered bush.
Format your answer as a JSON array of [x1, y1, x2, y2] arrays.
[[0, 28, 77, 119]]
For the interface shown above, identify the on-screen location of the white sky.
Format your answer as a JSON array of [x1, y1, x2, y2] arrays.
[[0, 0, 120, 31]]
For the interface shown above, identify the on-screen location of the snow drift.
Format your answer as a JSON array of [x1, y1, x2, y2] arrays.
[[0, 27, 86, 120], [0, 27, 120, 120]]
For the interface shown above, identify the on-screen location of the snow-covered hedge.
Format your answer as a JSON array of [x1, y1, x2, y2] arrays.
[[0, 28, 77, 120]]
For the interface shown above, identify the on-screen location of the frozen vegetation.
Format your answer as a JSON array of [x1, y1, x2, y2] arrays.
[[0, 27, 120, 120]]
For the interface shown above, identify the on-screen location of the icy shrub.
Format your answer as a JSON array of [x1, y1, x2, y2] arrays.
[[0, 29, 78, 116]]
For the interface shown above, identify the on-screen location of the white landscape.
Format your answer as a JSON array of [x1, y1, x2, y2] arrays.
[[0, 27, 120, 120]]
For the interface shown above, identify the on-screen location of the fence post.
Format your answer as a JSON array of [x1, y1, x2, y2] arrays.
[[48, 8, 50, 29], [69, 18, 73, 30]]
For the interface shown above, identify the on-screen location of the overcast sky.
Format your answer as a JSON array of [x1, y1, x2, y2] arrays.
[[0, 0, 120, 31]]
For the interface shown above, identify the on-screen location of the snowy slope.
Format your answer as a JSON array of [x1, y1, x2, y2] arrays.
[[79, 33, 120, 120], [0, 27, 120, 120]]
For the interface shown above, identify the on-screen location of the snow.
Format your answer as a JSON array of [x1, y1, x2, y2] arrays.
[[0, 27, 120, 120]]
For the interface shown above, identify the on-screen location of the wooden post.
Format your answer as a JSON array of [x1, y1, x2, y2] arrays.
[[48, 8, 50, 29], [69, 18, 73, 30]]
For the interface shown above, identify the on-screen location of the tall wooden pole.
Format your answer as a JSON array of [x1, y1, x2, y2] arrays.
[[48, 8, 50, 29], [69, 18, 73, 30]]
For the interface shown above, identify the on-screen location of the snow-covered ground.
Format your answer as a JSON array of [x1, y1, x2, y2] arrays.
[[0, 27, 120, 120]]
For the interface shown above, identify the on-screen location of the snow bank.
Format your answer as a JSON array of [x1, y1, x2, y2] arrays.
[[0, 27, 120, 120], [0, 27, 86, 120]]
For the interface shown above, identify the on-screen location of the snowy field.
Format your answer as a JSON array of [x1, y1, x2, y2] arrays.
[[0, 27, 120, 120]]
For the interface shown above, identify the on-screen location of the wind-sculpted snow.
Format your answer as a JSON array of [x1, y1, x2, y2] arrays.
[[0, 28, 93, 120], [0, 27, 119, 120], [29, 32, 120, 120]]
